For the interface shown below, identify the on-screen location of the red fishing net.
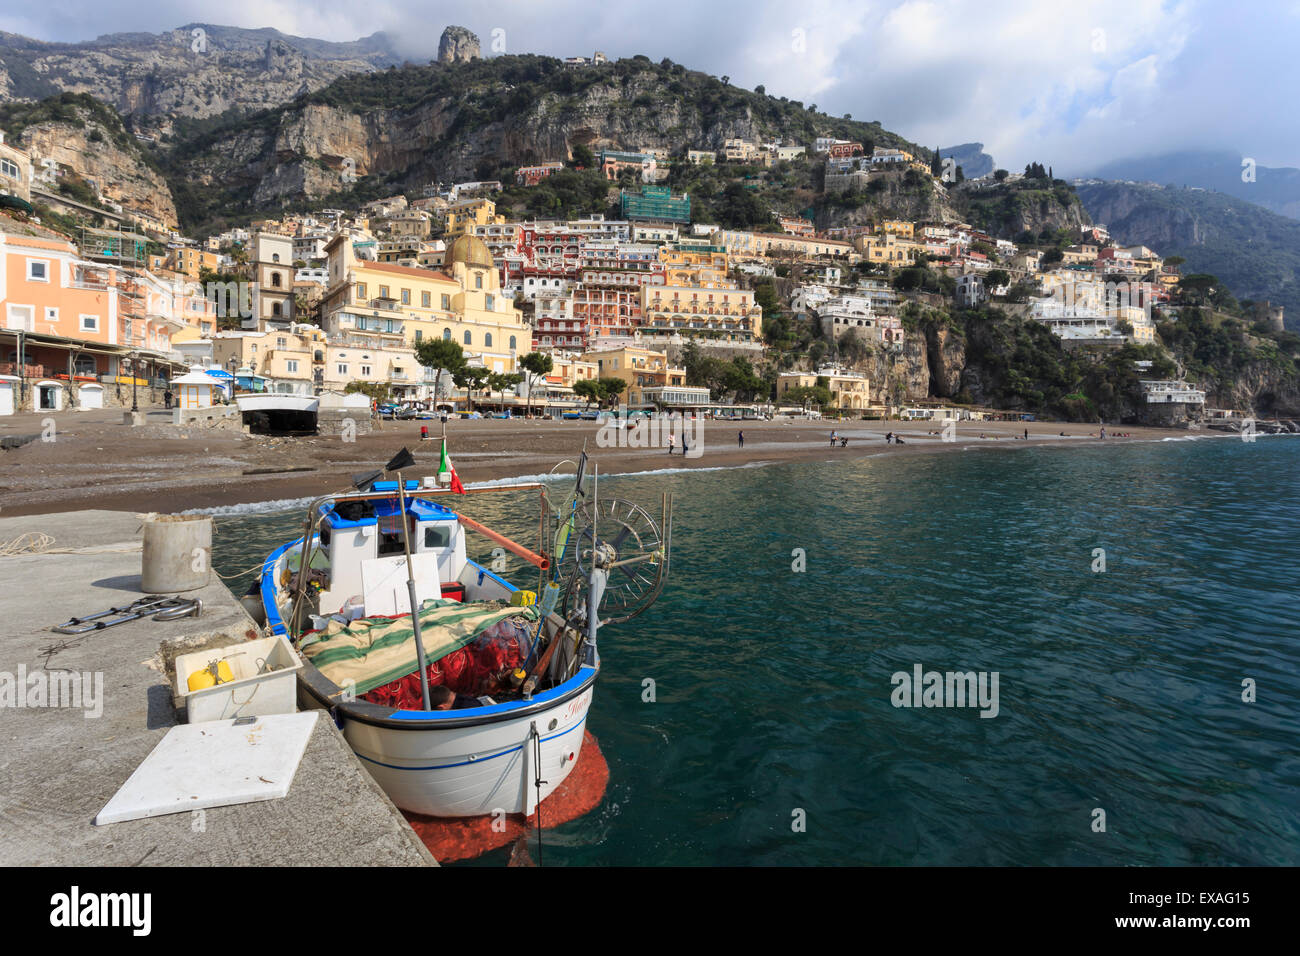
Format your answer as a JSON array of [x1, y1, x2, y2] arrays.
[[362, 617, 535, 710]]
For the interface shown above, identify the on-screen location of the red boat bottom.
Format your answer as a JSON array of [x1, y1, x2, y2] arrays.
[[403, 730, 609, 864]]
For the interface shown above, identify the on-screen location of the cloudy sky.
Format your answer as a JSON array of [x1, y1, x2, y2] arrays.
[[3, 0, 1295, 173]]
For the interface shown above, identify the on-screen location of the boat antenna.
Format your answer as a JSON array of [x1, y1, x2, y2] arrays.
[[386, 446, 432, 712], [585, 463, 604, 658]]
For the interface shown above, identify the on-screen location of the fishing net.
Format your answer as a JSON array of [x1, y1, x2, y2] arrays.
[[363, 616, 535, 709]]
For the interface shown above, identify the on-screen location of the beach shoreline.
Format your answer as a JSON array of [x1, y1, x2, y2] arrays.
[[0, 411, 1228, 518]]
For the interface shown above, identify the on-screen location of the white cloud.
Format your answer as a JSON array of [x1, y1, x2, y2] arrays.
[[2, 0, 1296, 172]]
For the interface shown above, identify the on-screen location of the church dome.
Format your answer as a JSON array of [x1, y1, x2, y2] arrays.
[[447, 234, 494, 270]]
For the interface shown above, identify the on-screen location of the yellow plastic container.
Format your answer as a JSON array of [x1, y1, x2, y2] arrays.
[[510, 590, 537, 607]]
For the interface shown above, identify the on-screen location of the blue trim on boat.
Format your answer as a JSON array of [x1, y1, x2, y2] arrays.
[[353, 718, 586, 772], [260, 538, 300, 637], [465, 558, 515, 592], [385, 666, 594, 721]]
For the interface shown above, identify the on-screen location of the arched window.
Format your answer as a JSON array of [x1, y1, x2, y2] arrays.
[[509, 335, 517, 350], [475, 272, 483, 289], [271, 273, 281, 288], [484, 333, 493, 348], [272, 253, 280, 263], [271, 301, 282, 316], [464, 330, 472, 345], [443, 328, 451, 340]]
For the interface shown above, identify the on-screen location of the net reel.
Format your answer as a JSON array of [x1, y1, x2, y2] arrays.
[[561, 493, 672, 628]]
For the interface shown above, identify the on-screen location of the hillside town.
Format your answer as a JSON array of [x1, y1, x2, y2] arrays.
[[0, 128, 1246, 422]]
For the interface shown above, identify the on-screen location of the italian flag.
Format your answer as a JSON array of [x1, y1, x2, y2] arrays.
[[439, 441, 466, 494]]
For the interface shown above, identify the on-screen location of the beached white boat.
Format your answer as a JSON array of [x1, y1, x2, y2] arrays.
[[259, 448, 671, 818], [235, 394, 320, 414]]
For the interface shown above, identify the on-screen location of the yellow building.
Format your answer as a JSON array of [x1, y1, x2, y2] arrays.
[[640, 282, 761, 343], [660, 242, 730, 286], [777, 368, 871, 411], [853, 233, 923, 265], [878, 220, 915, 239], [322, 233, 531, 374], [444, 198, 505, 238], [164, 246, 220, 278], [580, 346, 686, 404]]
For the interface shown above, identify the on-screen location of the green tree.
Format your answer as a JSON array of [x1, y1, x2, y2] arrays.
[[453, 365, 491, 412], [414, 337, 466, 403], [486, 371, 522, 411], [597, 376, 627, 408], [518, 351, 554, 417], [573, 377, 602, 409], [570, 143, 596, 169]]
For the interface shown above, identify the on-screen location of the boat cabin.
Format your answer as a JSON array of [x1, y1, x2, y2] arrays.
[[315, 482, 468, 616]]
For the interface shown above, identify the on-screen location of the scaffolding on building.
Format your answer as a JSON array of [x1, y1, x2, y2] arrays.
[[79, 226, 149, 268]]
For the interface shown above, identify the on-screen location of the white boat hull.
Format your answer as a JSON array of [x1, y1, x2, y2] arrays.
[[341, 682, 595, 817]]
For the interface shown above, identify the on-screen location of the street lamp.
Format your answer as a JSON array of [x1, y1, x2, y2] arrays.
[[130, 352, 139, 412]]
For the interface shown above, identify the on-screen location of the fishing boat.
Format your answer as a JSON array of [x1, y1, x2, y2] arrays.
[[259, 445, 671, 819]]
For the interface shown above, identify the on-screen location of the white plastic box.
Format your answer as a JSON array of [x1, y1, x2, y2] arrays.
[[175, 635, 302, 723]]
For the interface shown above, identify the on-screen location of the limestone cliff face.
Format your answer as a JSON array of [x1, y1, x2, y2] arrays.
[[0, 24, 401, 120], [20, 116, 177, 226], [923, 322, 966, 399], [172, 72, 826, 212], [953, 180, 1091, 240], [1075, 182, 1204, 248], [817, 173, 958, 232], [437, 27, 480, 64]]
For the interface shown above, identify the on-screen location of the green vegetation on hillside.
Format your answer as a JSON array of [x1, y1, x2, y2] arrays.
[[955, 168, 1087, 241]]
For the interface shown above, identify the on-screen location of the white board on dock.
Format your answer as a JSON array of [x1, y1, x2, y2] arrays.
[[94, 712, 318, 825]]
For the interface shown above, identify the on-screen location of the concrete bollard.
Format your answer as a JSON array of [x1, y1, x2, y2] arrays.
[[123, 410, 144, 427], [141, 514, 213, 593]]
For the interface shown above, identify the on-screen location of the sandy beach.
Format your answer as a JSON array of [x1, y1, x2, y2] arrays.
[[0, 408, 1204, 517]]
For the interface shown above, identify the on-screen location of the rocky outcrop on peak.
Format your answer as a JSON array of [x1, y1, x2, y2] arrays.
[[437, 27, 480, 64]]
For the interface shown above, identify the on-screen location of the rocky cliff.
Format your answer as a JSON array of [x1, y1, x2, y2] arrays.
[[1, 95, 177, 225], [0, 24, 402, 121], [954, 178, 1091, 240], [437, 27, 480, 64], [163, 55, 928, 230]]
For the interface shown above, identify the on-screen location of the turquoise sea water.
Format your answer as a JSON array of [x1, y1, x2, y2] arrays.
[[212, 437, 1300, 866]]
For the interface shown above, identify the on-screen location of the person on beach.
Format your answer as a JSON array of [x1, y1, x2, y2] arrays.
[[682, 434, 689, 456], [738, 430, 744, 448], [1100, 426, 1106, 440], [885, 431, 893, 443], [830, 430, 837, 446], [1024, 428, 1029, 440], [163, 388, 173, 409], [667, 432, 675, 454]]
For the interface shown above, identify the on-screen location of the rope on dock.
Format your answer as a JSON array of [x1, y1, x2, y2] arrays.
[[0, 532, 141, 556]]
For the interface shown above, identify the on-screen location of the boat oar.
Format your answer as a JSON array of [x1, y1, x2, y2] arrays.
[[387, 447, 432, 712]]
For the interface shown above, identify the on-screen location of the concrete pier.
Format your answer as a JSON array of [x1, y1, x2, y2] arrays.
[[0, 510, 435, 866]]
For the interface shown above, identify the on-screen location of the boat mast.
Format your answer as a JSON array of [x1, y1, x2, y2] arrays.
[[586, 464, 605, 657], [388, 447, 432, 712]]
